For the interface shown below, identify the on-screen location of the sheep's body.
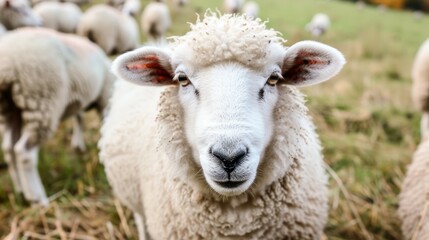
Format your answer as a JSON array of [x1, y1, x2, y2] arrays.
[[101, 13, 345, 239], [242, 1, 259, 18], [306, 13, 330, 37], [0, 0, 42, 30], [141, 1, 170, 43], [34, 2, 82, 33], [398, 137, 429, 239], [223, 0, 244, 14], [0, 28, 115, 205], [77, 5, 139, 55]]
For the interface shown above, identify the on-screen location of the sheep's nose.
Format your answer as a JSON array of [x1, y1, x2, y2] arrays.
[[210, 147, 248, 173]]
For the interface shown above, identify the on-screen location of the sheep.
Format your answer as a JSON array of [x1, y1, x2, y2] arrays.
[[223, 0, 244, 14], [140, 1, 170, 44], [0, 0, 43, 30], [306, 13, 330, 37], [100, 12, 345, 239], [398, 133, 429, 239], [33, 2, 82, 33], [171, 0, 188, 11], [411, 39, 429, 137], [121, 0, 141, 17], [0, 27, 115, 205], [77, 4, 139, 55], [242, 1, 259, 18]]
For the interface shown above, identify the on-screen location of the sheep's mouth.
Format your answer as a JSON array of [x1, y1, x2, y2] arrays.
[[214, 180, 246, 189]]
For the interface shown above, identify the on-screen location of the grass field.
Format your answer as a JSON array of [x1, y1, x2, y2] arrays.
[[0, 0, 428, 239]]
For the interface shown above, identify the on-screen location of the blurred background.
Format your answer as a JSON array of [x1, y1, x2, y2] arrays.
[[0, 0, 428, 239]]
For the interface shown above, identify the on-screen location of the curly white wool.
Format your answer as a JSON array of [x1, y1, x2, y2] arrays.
[[170, 12, 285, 69]]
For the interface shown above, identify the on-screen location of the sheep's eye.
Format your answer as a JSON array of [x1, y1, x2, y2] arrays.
[[267, 72, 284, 86], [174, 73, 190, 87]]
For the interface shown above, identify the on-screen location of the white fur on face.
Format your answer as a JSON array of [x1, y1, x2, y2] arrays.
[[178, 62, 280, 196]]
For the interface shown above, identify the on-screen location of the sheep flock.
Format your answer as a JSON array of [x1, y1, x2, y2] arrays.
[[0, 0, 427, 239]]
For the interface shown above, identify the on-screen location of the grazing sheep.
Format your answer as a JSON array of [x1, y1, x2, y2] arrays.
[[306, 13, 330, 37], [223, 0, 244, 14], [100, 13, 345, 239], [141, 1, 170, 44], [242, 1, 259, 18], [398, 134, 429, 240], [411, 39, 429, 137], [77, 4, 139, 55], [0, 0, 43, 30], [0, 28, 115, 205], [34, 2, 82, 33]]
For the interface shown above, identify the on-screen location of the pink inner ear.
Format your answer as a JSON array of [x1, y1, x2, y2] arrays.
[[284, 51, 331, 83], [126, 54, 173, 84]]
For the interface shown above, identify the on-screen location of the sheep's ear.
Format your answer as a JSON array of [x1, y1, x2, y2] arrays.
[[112, 46, 175, 86], [281, 41, 345, 87]]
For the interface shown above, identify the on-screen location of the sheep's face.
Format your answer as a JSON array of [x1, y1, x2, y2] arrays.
[[113, 41, 345, 196]]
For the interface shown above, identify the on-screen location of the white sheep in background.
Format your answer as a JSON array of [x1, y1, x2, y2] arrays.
[[0, 28, 115, 205], [31, 0, 90, 7], [243, 1, 259, 18], [171, 0, 188, 11], [411, 39, 429, 137], [100, 12, 345, 239], [77, 4, 139, 55], [223, 0, 244, 14], [34, 2, 82, 33], [306, 13, 330, 37], [141, 1, 170, 44], [0, 0, 43, 30], [398, 134, 429, 240], [121, 0, 141, 17]]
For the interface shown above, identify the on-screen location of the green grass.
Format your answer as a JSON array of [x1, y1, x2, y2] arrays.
[[1, 0, 428, 239]]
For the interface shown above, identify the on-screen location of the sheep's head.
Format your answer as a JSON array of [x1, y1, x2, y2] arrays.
[[0, 0, 43, 30], [113, 13, 345, 196]]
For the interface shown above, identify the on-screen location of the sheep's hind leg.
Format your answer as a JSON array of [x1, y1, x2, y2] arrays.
[[14, 130, 48, 206], [1, 128, 22, 193], [71, 113, 86, 152]]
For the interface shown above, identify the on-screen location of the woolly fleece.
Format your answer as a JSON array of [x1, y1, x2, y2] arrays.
[[100, 12, 331, 239], [0, 28, 114, 142]]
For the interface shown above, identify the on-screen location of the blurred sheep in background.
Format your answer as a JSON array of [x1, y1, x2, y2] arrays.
[[141, 1, 170, 44], [33, 1, 82, 33], [0, 0, 43, 30], [121, 0, 141, 17], [242, 1, 259, 18], [77, 4, 139, 55], [306, 13, 330, 37], [31, 0, 90, 7], [0, 28, 116, 205], [223, 0, 244, 14]]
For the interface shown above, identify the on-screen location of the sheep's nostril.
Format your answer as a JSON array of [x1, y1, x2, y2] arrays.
[[210, 148, 247, 173]]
